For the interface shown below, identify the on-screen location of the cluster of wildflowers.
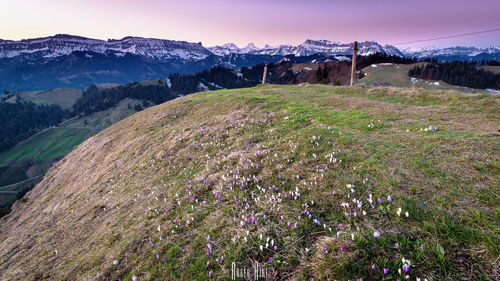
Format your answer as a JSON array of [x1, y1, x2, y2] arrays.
[[93, 111, 427, 280]]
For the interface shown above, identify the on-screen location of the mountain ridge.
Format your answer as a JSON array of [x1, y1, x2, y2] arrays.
[[2, 34, 499, 61], [0, 34, 211, 61], [208, 39, 404, 58], [1, 34, 499, 91]]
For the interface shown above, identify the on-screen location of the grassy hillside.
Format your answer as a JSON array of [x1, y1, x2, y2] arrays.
[[480, 66, 500, 75], [361, 63, 416, 88], [361, 63, 497, 93], [5, 88, 82, 110], [0, 99, 145, 207], [0, 85, 498, 280]]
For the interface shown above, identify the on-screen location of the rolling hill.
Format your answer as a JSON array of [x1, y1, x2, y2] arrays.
[[0, 85, 498, 280], [0, 98, 145, 210], [3, 88, 82, 109], [360, 63, 499, 93]]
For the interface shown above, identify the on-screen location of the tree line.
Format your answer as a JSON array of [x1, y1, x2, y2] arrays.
[[72, 83, 178, 115], [0, 101, 66, 153], [408, 61, 500, 90], [241, 61, 297, 84], [72, 62, 305, 116], [357, 53, 418, 70], [72, 66, 260, 116]]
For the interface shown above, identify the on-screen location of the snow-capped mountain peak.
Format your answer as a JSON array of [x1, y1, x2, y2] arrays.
[[240, 43, 260, 53], [1, 34, 498, 66], [402, 45, 500, 60], [245, 43, 258, 49], [207, 39, 404, 58], [485, 46, 500, 54], [0, 34, 212, 61], [221, 43, 239, 49]]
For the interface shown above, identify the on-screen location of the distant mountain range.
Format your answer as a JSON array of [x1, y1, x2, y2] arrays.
[[0, 34, 212, 61], [1, 34, 499, 91], [208, 40, 403, 58], [402, 45, 500, 62]]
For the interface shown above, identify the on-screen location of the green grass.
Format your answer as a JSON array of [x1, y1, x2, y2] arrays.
[[0, 192, 17, 206], [26, 98, 54, 105], [0, 98, 145, 206], [0, 127, 94, 165], [14, 88, 82, 110], [361, 63, 498, 94], [361, 63, 415, 88], [141, 85, 499, 280]]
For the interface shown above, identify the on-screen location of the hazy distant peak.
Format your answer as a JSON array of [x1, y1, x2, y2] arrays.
[[245, 43, 258, 49], [221, 43, 239, 49], [238, 43, 259, 53]]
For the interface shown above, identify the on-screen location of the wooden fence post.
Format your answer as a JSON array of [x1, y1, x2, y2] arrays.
[[350, 41, 358, 87], [262, 64, 268, 84]]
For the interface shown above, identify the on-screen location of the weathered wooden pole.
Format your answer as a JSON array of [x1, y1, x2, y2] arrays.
[[262, 64, 268, 84], [350, 41, 358, 87]]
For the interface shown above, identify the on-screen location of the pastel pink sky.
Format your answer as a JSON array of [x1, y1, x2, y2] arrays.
[[1, 0, 499, 48]]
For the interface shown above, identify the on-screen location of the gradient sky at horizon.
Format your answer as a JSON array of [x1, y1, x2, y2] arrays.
[[1, 0, 499, 48]]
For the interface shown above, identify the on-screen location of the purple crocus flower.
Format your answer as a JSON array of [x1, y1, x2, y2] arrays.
[[394, 243, 399, 249], [374, 231, 380, 238], [383, 268, 389, 275], [209, 270, 213, 279], [269, 257, 273, 265], [387, 195, 392, 203], [371, 264, 376, 270]]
